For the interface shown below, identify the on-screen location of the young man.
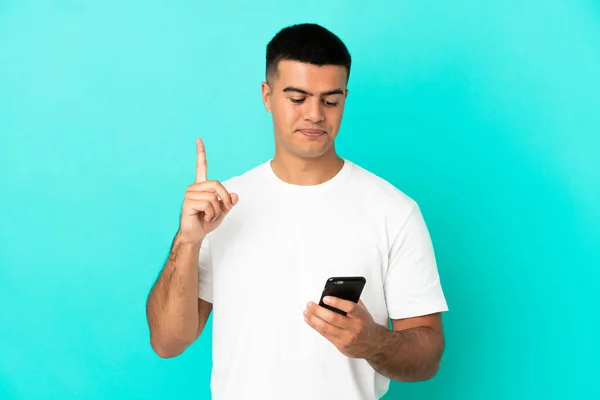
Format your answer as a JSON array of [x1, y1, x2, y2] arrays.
[[146, 23, 448, 399]]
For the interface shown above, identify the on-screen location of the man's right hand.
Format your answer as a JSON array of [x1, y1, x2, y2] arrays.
[[178, 138, 239, 244]]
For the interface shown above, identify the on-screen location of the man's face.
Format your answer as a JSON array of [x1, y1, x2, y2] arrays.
[[262, 60, 348, 160]]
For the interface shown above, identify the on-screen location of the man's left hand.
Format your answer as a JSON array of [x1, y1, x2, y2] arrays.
[[303, 296, 382, 358]]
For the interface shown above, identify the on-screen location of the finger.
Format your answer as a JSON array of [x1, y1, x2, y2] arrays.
[[185, 191, 222, 220], [204, 194, 222, 222], [214, 199, 233, 222], [212, 183, 234, 209], [306, 301, 352, 330], [189, 181, 237, 210], [202, 203, 216, 222], [195, 138, 208, 183], [348, 299, 368, 319], [218, 199, 235, 217], [187, 199, 215, 222], [304, 307, 345, 339], [321, 296, 359, 316]]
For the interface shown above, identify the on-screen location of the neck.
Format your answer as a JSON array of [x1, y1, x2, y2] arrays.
[[270, 150, 345, 186]]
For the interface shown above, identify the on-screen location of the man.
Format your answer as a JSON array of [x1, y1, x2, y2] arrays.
[[146, 23, 448, 399]]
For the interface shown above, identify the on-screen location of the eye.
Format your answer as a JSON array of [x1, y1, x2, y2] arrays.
[[290, 98, 305, 104], [323, 100, 339, 107]]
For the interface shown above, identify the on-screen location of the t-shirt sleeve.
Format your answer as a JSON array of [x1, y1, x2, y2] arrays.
[[384, 202, 448, 319], [198, 236, 213, 303]]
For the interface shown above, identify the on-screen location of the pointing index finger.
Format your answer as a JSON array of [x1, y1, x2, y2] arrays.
[[196, 138, 208, 182]]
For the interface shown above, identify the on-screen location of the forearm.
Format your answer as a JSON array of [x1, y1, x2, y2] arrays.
[[146, 234, 202, 355], [366, 324, 445, 382]]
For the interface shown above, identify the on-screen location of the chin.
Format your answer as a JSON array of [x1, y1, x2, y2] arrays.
[[295, 146, 333, 160]]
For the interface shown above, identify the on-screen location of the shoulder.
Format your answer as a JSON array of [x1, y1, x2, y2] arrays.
[[346, 160, 427, 243], [346, 160, 417, 214]]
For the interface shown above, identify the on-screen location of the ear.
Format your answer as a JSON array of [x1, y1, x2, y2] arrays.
[[261, 82, 272, 113]]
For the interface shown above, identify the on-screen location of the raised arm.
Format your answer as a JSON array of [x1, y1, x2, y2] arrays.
[[146, 138, 238, 358]]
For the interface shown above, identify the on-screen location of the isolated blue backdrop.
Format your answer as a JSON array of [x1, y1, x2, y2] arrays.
[[1, 1, 599, 399]]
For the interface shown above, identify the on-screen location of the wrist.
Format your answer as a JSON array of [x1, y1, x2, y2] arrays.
[[174, 231, 204, 247]]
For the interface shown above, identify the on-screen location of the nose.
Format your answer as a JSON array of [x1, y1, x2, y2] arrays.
[[303, 98, 325, 124]]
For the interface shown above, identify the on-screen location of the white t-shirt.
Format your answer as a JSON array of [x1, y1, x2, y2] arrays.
[[198, 158, 448, 400]]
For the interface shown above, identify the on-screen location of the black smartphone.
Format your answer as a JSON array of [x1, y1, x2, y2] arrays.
[[318, 276, 366, 316]]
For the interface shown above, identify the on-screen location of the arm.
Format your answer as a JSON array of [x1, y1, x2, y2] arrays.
[[304, 300, 445, 382], [369, 202, 447, 380], [304, 203, 448, 380], [146, 138, 238, 358], [365, 313, 445, 382], [146, 234, 212, 358]]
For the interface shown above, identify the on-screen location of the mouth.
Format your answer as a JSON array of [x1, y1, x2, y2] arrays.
[[298, 129, 326, 137]]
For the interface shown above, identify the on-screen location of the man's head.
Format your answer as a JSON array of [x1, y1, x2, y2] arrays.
[[262, 23, 351, 160]]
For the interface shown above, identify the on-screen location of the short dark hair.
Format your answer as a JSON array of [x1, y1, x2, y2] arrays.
[[266, 23, 352, 84]]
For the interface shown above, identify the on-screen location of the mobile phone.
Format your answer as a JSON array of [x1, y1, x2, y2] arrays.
[[318, 276, 366, 316]]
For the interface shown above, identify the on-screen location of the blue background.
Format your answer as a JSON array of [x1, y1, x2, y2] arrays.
[[1, 1, 599, 399]]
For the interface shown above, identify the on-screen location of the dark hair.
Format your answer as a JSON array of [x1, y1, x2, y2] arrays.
[[266, 23, 352, 83]]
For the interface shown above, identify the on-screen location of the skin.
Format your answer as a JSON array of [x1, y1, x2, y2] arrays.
[[304, 298, 445, 382], [147, 59, 445, 382], [261, 59, 348, 186], [146, 139, 237, 358]]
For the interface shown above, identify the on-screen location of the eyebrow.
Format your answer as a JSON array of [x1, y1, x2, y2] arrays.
[[282, 86, 345, 96]]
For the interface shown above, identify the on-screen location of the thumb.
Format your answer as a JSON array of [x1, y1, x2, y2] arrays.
[[222, 193, 239, 213]]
